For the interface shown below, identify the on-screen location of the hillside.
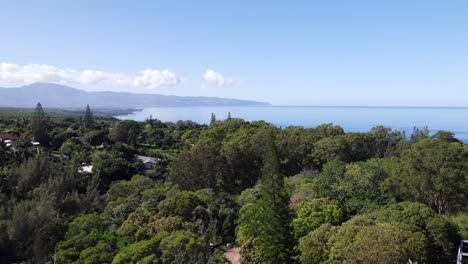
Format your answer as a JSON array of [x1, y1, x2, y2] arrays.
[[0, 83, 270, 108]]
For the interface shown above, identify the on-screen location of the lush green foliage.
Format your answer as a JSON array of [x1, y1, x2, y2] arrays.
[[236, 132, 293, 263], [291, 198, 343, 239], [0, 105, 466, 263]]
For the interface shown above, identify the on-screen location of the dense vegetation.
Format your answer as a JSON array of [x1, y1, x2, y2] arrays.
[[0, 104, 466, 263]]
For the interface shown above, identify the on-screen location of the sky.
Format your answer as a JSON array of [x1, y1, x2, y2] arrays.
[[0, 0, 467, 106]]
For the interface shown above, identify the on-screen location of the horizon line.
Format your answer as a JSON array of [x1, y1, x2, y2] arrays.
[[272, 105, 468, 109]]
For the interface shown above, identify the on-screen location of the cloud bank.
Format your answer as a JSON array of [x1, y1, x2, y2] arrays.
[[0, 62, 180, 88], [203, 70, 238, 87]]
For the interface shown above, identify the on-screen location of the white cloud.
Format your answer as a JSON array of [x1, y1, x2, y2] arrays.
[[0, 62, 180, 88], [203, 70, 238, 87], [80, 70, 129, 86], [134, 69, 180, 88]]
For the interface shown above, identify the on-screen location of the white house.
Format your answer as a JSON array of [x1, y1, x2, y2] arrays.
[[4, 139, 12, 148], [137, 155, 159, 170], [78, 164, 93, 174]]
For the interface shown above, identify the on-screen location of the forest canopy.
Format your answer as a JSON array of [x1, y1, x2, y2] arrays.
[[0, 105, 466, 264]]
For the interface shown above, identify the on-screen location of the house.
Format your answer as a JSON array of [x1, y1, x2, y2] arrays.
[[0, 134, 15, 142], [137, 155, 160, 170], [1, 134, 17, 148], [78, 164, 93, 174], [458, 240, 468, 264], [4, 139, 12, 148]]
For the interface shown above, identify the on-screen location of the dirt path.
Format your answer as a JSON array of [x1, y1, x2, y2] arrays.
[[224, 247, 241, 264]]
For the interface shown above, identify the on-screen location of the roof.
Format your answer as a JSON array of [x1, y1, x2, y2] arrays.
[[79, 165, 93, 173], [137, 155, 159, 164], [0, 134, 14, 140]]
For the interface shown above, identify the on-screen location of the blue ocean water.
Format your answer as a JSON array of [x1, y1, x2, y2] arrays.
[[115, 106, 468, 142]]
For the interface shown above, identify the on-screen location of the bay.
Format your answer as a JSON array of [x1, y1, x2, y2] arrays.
[[115, 106, 468, 142]]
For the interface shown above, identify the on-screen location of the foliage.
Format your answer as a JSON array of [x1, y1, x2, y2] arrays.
[[169, 143, 228, 191], [291, 198, 343, 239], [158, 190, 208, 221], [383, 139, 468, 214], [452, 212, 468, 238], [92, 149, 141, 189], [0, 106, 466, 263], [32, 102, 49, 144], [299, 216, 427, 264], [366, 202, 461, 262], [111, 120, 141, 147], [316, 159, 394, 214], [159, 230, 209, 264], [83, 130, 106, 147], [84, 104, 94, 130], [112, 235, 163, 264], [236, 131, 292, 263]]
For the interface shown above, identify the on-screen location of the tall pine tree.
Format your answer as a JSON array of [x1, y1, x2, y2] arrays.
[[210, 112, 216, 125], [32, 102, 47, 144], [84, 104, 94, 130], [238, 130, 293, 263], [256, 130, 292, 263]]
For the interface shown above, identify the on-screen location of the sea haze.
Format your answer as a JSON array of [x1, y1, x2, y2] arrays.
[[116, 106, 468, 142]]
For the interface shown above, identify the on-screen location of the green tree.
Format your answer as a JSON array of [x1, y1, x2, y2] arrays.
[[367, 202, 461, 262], [31, 102, 48, 144], [314, 123, 344, 139], [159, 230, 209, 264], [315, 159, 394, 214], [237, 131, 292, 263], [383, 139, 468, 214], [55, 214, 107, 263], [431, 130, 460, 143], [146, 216, 188, 236], [169, 144, 228, 191], [111, 121, 141, 147], [112, 236, 163, 264], [299, 216, 427, 264], [452, 212, 468, 238], [210, 112, 216, 125], [118, 207, 154, 237], [410, 126, 430, 144], [344, 132, 375, 161], [297, 223, 334, 264], [291, 198, 342, 239], [311, 135, 350, 167], [277, 126, 316, 175], [83, 130, 106, 147], [84, 104, 94, 130], [60, 137, 88, 156], [7, 199, 65, 263], [0, 140, 6, 167], [50, 131, 78, 149], [370, 126, 403, 157], [92, 150, 141, 189], [158, 190, 208, 221]]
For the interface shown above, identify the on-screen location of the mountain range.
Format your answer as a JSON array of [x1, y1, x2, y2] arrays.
[[0, 83, 270, 108]]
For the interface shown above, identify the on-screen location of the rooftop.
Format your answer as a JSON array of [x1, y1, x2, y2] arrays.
[[137, 155, 159, 164]]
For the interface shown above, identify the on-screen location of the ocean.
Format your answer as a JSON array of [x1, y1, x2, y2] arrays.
[[115, 106, 468, 142]]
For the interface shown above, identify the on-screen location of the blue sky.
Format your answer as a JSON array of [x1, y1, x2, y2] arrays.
[[0, 0, 467, 106]]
